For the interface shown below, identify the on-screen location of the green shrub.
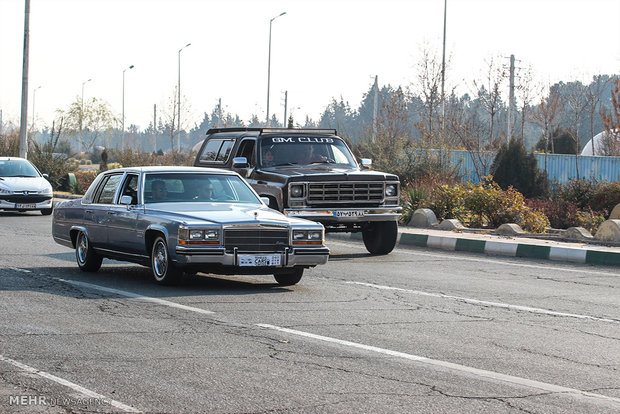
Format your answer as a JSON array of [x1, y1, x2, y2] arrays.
[[491, 138, 550, 198], [576, 209, 606, 234]]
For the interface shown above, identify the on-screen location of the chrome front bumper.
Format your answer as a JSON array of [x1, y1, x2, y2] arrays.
[[283, 207, 402, 222], [175, 246, 330, 267]]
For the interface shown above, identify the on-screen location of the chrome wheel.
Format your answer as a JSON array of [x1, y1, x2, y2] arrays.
[[150, 236, 182, 285], [75, 231, 102, 272]]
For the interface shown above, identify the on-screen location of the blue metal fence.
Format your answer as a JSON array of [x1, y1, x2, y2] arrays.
[[448, 150, 620, 184]]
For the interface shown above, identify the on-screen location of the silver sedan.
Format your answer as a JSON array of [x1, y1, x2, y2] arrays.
[[52, 166, 329, 285]]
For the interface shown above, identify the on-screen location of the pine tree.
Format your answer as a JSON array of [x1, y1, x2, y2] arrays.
[[491, 138, 549, 198]]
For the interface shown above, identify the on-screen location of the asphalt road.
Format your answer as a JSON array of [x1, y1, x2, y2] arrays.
[[1, 212, 619, 413]]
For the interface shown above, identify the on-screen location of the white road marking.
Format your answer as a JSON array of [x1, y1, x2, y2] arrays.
[[0, 355, 141, 413], [55, 278, 214, 315], [9, 267, 32, 273], [327, 240, 620, 277], [347, 281, 620, 324], [257, 324, 620, 407]]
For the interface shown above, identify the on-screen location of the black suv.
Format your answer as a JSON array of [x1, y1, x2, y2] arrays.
[[194, 128, 402, 254]]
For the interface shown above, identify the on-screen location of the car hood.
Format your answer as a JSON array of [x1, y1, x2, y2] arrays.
[[144, 203, 315, 227], [260, 166, 399, 181], [0, 176, 52, 192]]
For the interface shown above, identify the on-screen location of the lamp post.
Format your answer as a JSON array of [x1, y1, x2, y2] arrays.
[[122, 65, 134, 149], [31, 85, 41, 136], [177, 42, 191, 151], [266, 11, 286, 126], [80, 78, 92, 153]]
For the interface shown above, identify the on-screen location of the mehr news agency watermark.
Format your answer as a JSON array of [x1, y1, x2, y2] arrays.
[[8, 394, 112, 407]]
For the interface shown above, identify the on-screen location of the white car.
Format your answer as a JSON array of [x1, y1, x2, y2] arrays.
[[0, 157, 54, 215]]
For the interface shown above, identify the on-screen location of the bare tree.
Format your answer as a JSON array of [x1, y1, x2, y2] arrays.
[[160, 87, 193, 151], [532, 85, 562, 171], [60, 97, 117, 152], [601, 78, 620, 155], [584, 75, 611, 155], [515, 66, 536, 141], [562, 81, 588, 178], [473, 57, 505, 147], [415, 47, 443, 146]]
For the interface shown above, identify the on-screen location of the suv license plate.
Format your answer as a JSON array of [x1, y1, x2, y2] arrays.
[[335, 210, 364, 217], [239, 254, 281, 267], [15, 203, 37, 209]]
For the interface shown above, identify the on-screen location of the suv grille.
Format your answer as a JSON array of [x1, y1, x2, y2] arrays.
[[224, 228, 289, 252], [307, 182, 384, 204]]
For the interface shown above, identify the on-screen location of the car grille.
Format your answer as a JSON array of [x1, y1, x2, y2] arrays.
[[307, 182, 384, 204], [224, 228, 289, 253], [0, 194, 51, 203]]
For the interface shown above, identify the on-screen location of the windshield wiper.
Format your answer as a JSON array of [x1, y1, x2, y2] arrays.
[[309, 160, 336, 165], [272, 162, 296, 167]]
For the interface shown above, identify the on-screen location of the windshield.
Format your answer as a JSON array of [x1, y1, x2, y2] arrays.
[[0, 159, 40, 177], [258, 136, 357, 168], [144, 173, 261, 204]]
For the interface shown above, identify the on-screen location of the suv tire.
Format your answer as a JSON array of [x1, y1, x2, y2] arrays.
[[362, 221, 398, 255]]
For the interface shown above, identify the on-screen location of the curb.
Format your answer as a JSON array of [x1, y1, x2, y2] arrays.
[[328, 231, 620, 267]]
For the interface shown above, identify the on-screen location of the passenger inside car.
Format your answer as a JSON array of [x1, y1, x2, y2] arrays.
[[151, 180, 168, 201]]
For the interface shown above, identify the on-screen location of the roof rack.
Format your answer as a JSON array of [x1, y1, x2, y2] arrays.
[[205, 127, 337, 136]]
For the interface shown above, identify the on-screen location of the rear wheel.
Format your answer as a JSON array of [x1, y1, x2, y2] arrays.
[[151, 236, 183, 285], [274, 268, 303, 286], [75, 231, 102, 272], [362, 221, 398, 255]]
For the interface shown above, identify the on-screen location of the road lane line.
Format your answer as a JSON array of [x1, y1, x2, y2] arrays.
[[55, 278, 214, 315], [256, 324, 620, 407], [0, 355, 141, 413], [348, 281, 620, 324], [328, 240, 620, 276]]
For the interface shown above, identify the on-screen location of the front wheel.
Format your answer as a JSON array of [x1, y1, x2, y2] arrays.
[[151, 236, 183, 285], [75, 231, 102, 272], [274, 268, 303, 286], [41, 207, 53, 216], [362, 221, 398, 255]]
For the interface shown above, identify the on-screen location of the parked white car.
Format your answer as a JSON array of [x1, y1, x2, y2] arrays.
[[0, 157, 54, 215]]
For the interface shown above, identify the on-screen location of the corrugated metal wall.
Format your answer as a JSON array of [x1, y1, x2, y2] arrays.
[[448, 150, 620, 184]]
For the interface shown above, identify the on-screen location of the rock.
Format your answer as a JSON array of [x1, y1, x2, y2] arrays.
[[594, 219, 620, 242], [438, 219, 464, 231], [609, 204, 620, 220], [565, 227, 593, 239], [408, 208, 438, 228], [495, 223, 524, 236]]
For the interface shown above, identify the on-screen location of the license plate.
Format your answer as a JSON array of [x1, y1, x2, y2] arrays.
[[239, 254, 281, 267], [15, 203, 37, 209], [335, 210, 364, 217]]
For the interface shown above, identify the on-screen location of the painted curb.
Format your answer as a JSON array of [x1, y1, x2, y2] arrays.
[[327, 231, 620, 267]]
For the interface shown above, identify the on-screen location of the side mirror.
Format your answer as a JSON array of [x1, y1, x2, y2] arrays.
[[42, 173, 49, 178], [360, 158, 372, 169], [232, 157, 249, 168], [260, 196, 270, 206], [120, 195, 133, 206]]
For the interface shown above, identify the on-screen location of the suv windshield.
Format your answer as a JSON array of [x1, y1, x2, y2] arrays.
[[258, 137, 357, 168]]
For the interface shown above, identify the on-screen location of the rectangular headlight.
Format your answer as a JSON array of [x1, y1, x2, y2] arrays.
[[190, 230, 204, 240], [205, 229, 219, 239], [293, 229, 323, 245]]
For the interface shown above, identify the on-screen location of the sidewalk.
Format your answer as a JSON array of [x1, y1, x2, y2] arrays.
[[328, 226, 620, 267]]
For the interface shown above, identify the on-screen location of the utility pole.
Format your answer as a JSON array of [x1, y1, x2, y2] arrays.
[[18, 0, 31, 159], [440, 0, 447, 134], [506, 54, 515, 142], [372, 75, 378, 142], [283, 91, 288, 128], [153, 104, 157, 153]]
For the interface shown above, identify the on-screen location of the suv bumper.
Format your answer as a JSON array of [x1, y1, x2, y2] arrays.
[[283, 207, 402, 222]]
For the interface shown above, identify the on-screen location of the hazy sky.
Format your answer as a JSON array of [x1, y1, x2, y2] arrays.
[[1, 0, 618, 131]]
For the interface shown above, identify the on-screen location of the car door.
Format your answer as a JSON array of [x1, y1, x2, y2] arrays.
[[107, 173, 145, 257], [88, 173, 124, 250]]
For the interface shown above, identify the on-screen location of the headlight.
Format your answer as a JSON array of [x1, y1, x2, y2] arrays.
[[290, 185, 304, 198], [385, 184, 397, 197], [0, 187, 10, 194], [178, 227, 220, 245], [41, 186, 53, 196], [292, 229, 324, 245]]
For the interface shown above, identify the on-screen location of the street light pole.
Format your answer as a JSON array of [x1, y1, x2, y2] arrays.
[[177, 42, 191, 151], [18, 0, 30, 159], [31, 85, 41, 137], [80, 78, 91, 153], [266, 11, 286, 126], [122, 65, 134, 149]]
